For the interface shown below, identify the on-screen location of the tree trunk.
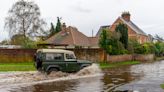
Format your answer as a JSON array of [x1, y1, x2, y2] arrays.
[[22, 18, 26, 37]]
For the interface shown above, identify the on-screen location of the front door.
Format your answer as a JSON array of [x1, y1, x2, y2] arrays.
[[65, 53, 79, 71], [45, 53, 66, 71]]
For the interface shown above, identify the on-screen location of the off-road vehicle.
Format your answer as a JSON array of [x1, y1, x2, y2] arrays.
[[34, 49, 92, 74]]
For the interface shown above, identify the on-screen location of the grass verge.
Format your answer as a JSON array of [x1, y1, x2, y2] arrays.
[[160, 84, 164, 89], [0, 61, 140, 71], [0, 62, 36, 71], [156, 56, 164, 61], [99, 61, 140, 69]]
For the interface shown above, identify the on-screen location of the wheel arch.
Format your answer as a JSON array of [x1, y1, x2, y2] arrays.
[[46, 65, 61, 72]]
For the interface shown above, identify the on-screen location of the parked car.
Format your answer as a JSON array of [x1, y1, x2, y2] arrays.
[[34, 49, 92, 74]]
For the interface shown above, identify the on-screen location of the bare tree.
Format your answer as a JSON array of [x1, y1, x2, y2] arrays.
[[5, 0, 46, 39]]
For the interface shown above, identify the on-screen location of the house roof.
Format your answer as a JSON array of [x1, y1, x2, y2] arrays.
[[88, 37, 99, 46], [119, 17, 147, 36], [96, 17, 147, 37], [46, 26, 98, 47], [96, 25, 110, 37]]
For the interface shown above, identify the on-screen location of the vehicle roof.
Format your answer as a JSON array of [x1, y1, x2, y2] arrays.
[[37, 49, 74, 54]]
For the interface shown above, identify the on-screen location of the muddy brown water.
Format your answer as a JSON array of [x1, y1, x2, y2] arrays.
[[1, 61, 164, 92]]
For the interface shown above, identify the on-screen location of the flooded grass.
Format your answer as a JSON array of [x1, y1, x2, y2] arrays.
[[99, 61, 140, 69], [0, 61, 140, 71], [156, 56, 164, 61], [0, 62, 35, 71], [160, 84, 164, 89]]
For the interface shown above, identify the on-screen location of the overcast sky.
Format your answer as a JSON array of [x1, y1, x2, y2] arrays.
[[0, 0, 164, 41]]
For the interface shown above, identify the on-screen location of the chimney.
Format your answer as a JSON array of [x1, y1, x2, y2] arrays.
[[121, 12, 131, 22], [61, 23, 70, 35], [62, 23, 67, 32]]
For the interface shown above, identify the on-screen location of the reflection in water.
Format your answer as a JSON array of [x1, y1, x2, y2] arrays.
[[9, 66, 140, 92], [10, 81, 77, 92], [2, 60, 164, 92], [102, 66, 141, 92], [116, 61, 164, 92], [10, 77, 104, 92], [72, 77, 104, 92]]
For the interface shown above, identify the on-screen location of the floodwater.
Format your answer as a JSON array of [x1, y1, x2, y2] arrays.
[[0, 61, 164, 92]]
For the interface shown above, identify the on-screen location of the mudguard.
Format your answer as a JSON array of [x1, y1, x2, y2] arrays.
[[46, 65, 61, 72]]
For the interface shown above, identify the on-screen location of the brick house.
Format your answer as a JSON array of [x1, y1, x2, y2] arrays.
[[43, 24, 105, 62], [45, 24, 99, 48], [96, 12, 149, 44]]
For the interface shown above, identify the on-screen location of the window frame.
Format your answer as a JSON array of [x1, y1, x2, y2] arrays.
[[65, 53, 76, 61]]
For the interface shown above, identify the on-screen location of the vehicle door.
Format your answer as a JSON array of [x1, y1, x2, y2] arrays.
[[44, 53, 66, 70], [65, 53, 79, 71]]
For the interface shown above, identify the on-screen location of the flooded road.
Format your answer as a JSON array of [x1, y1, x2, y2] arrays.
[[116, 60, 164, 92], [1, 61, 164, 92]]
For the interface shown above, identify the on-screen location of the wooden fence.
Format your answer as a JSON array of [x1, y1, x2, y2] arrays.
[[0, 48, 105, 63], [0, 49, 36, 63]]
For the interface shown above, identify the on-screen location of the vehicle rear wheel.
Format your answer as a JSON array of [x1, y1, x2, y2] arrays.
[[47, 68, 58, 75]]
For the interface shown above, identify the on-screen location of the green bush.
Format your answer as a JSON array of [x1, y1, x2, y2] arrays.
[[128, 40, 155, 54], [115, 23, 128, 49], [22, 38, 37, 49], [128, 39, 143, 54], [134, 45, 144, 54], [99, 29, 164, 56], [142, 43, 156, 54], [127, 40, 134, 54], [155, 42, 164, 56], [99, 29, 126, 55]]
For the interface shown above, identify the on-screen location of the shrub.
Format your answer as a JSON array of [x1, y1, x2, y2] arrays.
[[155, 42, 164, 56], [143, 43, 156, 54], [99, 29, 128, 55], [142, 43, 151, 54], [115, 23, 128, 49], [22, 39, 37, 49], [127, 40, 134, 54]]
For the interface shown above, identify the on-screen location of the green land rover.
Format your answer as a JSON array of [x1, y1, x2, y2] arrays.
[[34, 49, 92, 74]]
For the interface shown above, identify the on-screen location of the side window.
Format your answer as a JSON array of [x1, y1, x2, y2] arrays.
[[66, 54, 75, 59], [54, 53, 63, 60], [46, 53, 63, 61]]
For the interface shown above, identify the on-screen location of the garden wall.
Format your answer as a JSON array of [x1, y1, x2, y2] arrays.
[[107, 54, 155, 62], [133, 54, 155, 61], [0, 49, 154, 63], [107, 54, 133, 63], [67, 48, 105, 62]]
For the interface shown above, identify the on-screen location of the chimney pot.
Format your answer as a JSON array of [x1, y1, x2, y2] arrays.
[[121, 12, 131, 21]]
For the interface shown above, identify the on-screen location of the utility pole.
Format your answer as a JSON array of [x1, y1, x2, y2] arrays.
[[92, 29, 94, 37]]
